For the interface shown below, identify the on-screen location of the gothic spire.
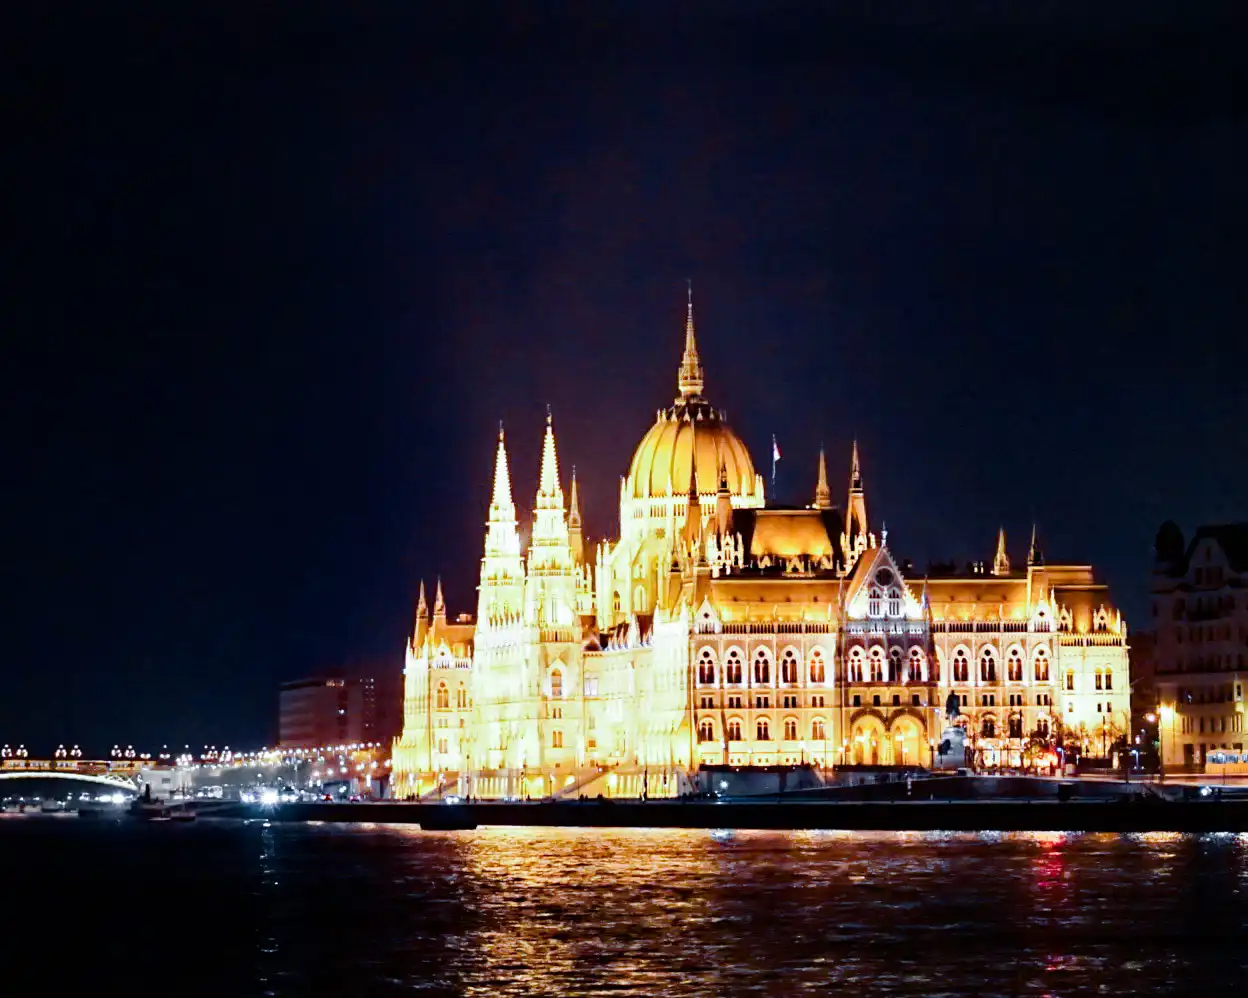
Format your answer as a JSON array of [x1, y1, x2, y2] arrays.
[[993, 526, 1010, 576], [536, 407, 563, 508], [677, 280, 704, 400], [850, 439, 862, 491], [568, 465, 584, 564], [568, 464, 581, 528], [416, 579, 428, 618], [1028, 523, 1043, 566], [478, 424, 524, 625], [813, 445, 831, 509], [433, 576, 446, 619], [491, 423, 514, 511]]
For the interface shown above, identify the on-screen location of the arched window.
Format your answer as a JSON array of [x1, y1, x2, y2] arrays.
[[1007, 714, 1024, 738], [811, 718, 827, 741], [888, 647, 903, 683], [979, 650, 997, 683], [784, 717, 798, 741], [888, 588, 902, 617], [868, 587, 883, 617], [456, 685, 467, 709], [756, 718, 771, 741], [981, 717, 996, 738], [780, 648, 800, 684], [633, 585, 647, 611], [698, 719, 715, 743], [908, 648, 925, 683], [727, 718, 742, 742], [697, 648, 716, 686], [849, 648, 865, 683], [1104, 667, 1113, 690], [753, 649, 771, 684], [1095, 668, 1104, 691], [552, 730, 563, 748], [436, 683, 449, 709], [1007, 648, 1024, 683], [953, 648, 970, 683], [1037, 717, 1050, 737], [550, 669, 563, 699], [869, 647, 884, 683], [725, 648, 744, 685], [1033, 647, 1050, 682], [809, 648, 826, 684]]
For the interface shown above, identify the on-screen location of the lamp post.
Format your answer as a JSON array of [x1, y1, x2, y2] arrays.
[[1158, 705, 1174, 783]]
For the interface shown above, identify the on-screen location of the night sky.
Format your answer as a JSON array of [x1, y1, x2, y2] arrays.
[[7, 5, 1244, 752]]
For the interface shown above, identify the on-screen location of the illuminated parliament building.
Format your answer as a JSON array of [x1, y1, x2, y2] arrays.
[[392, 299, 1131, 799]]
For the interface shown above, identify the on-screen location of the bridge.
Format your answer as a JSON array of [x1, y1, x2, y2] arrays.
[[0, 758, 148, 791]]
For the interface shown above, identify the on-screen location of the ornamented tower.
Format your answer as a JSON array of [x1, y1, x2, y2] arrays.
[[526, 411, 577, 628], [472, 427, 527, 778], [522, 411, 584, 781]]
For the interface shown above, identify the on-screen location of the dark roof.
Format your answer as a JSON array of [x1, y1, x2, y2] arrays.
[[1191, 523, 1248, 573]]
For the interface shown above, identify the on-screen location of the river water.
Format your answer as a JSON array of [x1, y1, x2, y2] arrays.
[[5, 815, 1245, 995]]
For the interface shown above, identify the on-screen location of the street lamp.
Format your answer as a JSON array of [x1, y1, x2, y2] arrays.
[[1158, 704, 1175, 781]]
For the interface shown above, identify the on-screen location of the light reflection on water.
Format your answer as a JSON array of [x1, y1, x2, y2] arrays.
[[8, 820, 1248, 995]]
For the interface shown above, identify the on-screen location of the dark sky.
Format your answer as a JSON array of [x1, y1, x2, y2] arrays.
[[6, 4, 1244, 752]]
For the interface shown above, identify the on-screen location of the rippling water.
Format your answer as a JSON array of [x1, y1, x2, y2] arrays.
[[7, 815, 1248, 995]]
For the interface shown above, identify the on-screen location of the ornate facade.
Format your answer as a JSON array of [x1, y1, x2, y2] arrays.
[[392, 297, 1131, 798]]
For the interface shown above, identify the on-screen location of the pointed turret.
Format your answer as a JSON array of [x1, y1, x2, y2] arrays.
[[682, 423, 702, 553], [412, 579, 430, 645], [568, 465, 584, 564], [842, 440, 869, 564], [1027, 524, 1042, 566], [677, 281, 704, 400], [813, 445, 832, 509], [433, 576, 446, 620], [477, 424, 524, 625], [715, 455, 733, 537], [993, 527, 1010, 576]]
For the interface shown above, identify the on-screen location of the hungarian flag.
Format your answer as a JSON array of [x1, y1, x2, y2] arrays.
[[772, 435, 781, 463]]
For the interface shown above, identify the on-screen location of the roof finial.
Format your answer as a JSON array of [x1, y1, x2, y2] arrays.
[[677, 281, 704, 400], [1028, 523, 1041, 566], [433, 576, 446, 618], [993, 526, 1010, 576]]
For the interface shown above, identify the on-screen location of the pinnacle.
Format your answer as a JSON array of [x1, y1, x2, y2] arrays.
[[538, 410, 562, 501], [814, 445, 831, 508], [491, 430, 514, 510]]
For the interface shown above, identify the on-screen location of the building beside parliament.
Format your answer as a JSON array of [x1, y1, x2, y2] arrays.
[[392, 298, 1130, 798]]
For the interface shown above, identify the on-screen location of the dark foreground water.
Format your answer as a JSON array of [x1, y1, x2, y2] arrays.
[[5, 815, 1247, 996]]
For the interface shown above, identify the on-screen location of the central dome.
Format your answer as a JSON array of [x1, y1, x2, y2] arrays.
[[624, 292, 761, 501], [627, 401, 758, 499]]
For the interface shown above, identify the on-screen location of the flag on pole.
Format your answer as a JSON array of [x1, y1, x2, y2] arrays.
[[772, 435, 781, 463]]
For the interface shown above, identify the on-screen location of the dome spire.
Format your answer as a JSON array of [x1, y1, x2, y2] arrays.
[[677, 280, 704, 400]]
